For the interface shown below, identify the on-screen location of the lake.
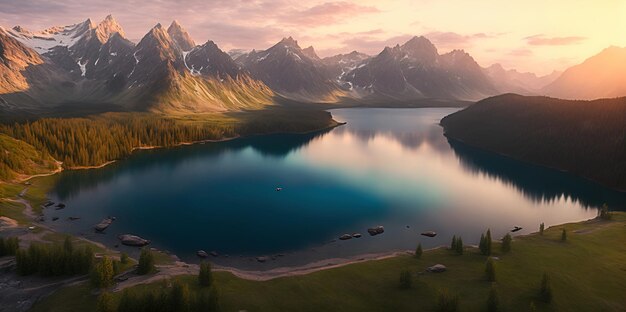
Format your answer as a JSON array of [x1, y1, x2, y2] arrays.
[[44, 108, 625, 269]]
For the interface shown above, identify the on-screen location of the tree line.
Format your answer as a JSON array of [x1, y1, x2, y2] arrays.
[[15, 236, 94, 276], [0, 115, 236, 168]]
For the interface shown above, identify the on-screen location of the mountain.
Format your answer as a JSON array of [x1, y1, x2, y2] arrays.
[[441, 94, 626, 190], [301, 46, 321, 60], [0, 26, 98, 111], [0, 27, 45, 94], [167, 20, 196, 51], [120, 23, 273, 113], [236, 37, 343, 102], [343, 36, 496, 101], [0, 18, 274, 114], [183, 40, 241, 78], [543, 46, 626, 100], [483, 64, 561, 95], [321, 51, 370, 88]]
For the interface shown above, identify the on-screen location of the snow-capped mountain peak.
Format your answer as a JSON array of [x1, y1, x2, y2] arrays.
[[7, 19, 93, 54]]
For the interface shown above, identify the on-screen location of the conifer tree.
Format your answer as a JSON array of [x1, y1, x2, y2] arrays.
[[485, 258, 496, 282], [501, 233, 512, 253], [415, 243, 423, 259]]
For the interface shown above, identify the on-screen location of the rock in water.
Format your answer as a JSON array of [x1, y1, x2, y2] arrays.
[[256, 256, 268, 263], [367, 226, 385, 236], [427, 264, 447, 273], [94, 218, 113, 232], [339, 234, 352, 240], [197, 250, 209, 258], [118, 234, 150, 247], [352, 233, 362, 238], [420, 231, 437, 237]]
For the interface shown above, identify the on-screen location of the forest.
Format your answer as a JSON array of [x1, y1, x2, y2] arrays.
[[441, 94, 626, 191], [0, 108, 336, 178]]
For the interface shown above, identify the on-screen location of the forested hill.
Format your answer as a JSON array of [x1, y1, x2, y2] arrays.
[[440, 94, 626, 191], [0, 133, 59, 181]]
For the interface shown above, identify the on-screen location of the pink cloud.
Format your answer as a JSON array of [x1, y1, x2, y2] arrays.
[[280, 2, 380, 26], [525, 34, 586, 46]]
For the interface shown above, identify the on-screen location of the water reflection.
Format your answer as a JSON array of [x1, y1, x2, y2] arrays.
[[43, 108, 617, 269], [448, 138, 626, 210], [52, 129, 332, 200]]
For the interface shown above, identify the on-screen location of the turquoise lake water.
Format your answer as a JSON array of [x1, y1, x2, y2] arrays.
[[44, 108, 625, 269]]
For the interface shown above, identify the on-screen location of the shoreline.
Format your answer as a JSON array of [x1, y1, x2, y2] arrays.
[[15, 120, 343, 177], [442, 131, 626, 194]]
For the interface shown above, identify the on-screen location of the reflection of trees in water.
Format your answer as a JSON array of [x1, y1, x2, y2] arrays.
[[448, 138, 626, 211], [52, 129, 332, 200]]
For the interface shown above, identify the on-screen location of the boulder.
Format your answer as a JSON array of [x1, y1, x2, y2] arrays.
[[118, 234, 150, 247], [197, 250, 208, 258], [420, 231, 437, 237], [427, 264, 447, 273], [339, 234, 352, 240], [352, 233, 362, 238], [256, 256, 268, 263], [94, 218, 113, 232], [367, 226, 385, 236], [210, 251, 219, 257]]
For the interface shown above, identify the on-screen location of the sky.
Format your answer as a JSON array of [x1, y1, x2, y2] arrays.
[[0, 0, 624, 75]]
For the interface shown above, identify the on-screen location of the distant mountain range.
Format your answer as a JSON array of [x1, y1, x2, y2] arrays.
[[1, 15, 625, 115], [542, 46, 626, 100]]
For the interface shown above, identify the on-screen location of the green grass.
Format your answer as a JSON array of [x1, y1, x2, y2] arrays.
[[22, 175, 58, 214], [0, 181, 22, 198], [29, 212, 626, 312], [0, 199, 29, 224]]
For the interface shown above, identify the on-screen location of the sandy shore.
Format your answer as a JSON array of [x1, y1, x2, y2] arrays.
[[212, 250, 414, 281]]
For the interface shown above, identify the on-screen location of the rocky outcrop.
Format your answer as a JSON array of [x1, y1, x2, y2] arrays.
[[427, 264, 447, 273], [367, 226, 385, 236], [94, 218, 113, 232], [118, 234, 150, 247]]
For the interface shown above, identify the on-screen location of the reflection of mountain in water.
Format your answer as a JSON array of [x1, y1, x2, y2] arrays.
[[448, 138, 626, 210], [333, 119, 450, 152], [52, 129, 332, 200]]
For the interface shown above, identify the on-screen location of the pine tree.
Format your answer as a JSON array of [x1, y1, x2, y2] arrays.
[[96, 291, 115, 312], [501, 233, 512, 253], [120, 252, 129, 264], [487, 285, 500, 312], [91, 256, 114, 288], [436, 288, 459, 312], [415, 243, 423, 259], [450, 235, 457, 250], [199, 261, 213, 287], [455, 237, 463, 255], [399, 270, 412, 289], [539, 273, 553, 303], [539, 223, 545, 235], [137, 247, 155, 275], [485, 229, 492, 255], [479, 233, 486, 254], [208, 286, 221, 312], [63, 236, 73, 254], [561, 229, 567, 242], [170, 282, 191, 312], [598, 204, 611, 220], [485, 258, 496, 282], [117, 289, 134, 312]]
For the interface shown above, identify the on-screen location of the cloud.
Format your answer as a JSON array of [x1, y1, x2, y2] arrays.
[[508, 48, 533, 57], [424, 31, 495, 49], [279, 2, 380, 27], [524, 34, 586, 46]]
